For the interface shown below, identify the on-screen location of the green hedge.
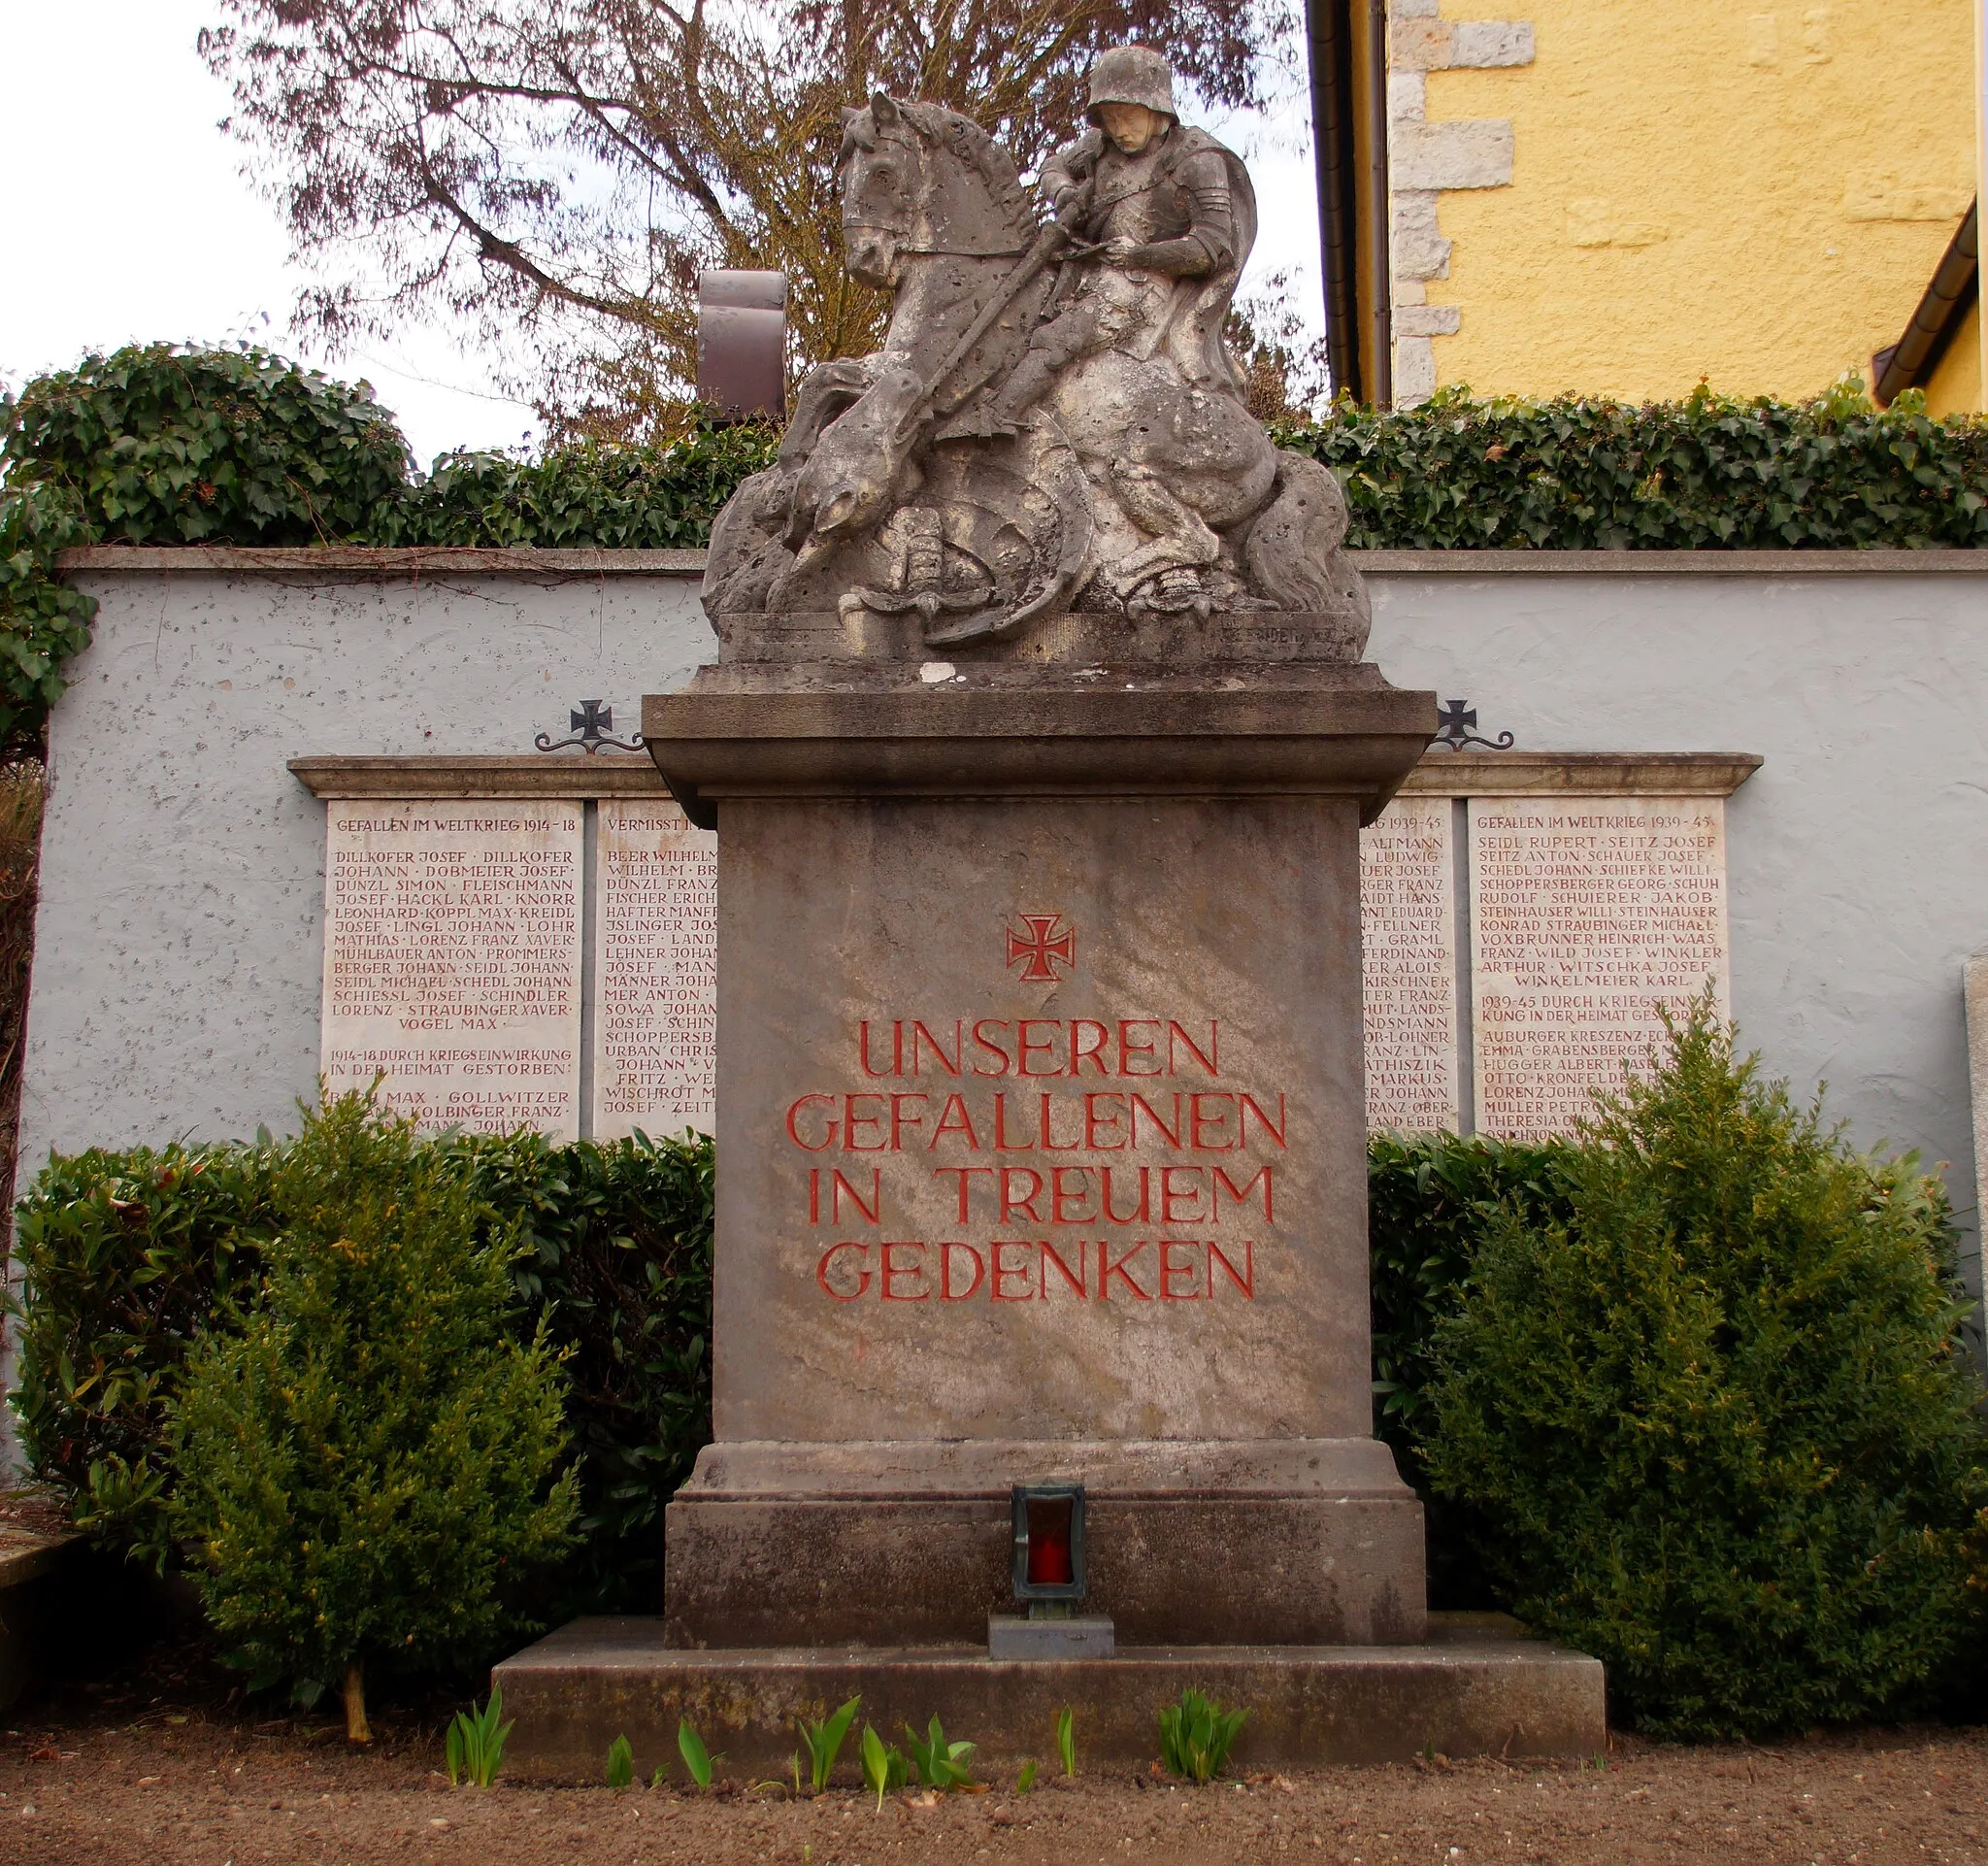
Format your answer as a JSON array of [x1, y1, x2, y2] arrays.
[[9, 1124, 711, 1616], [363, 426, 779, 550], [8, 1139, 280, 1557], [5, 345, 414, 546], [1294, 380, 1988, 550], [16, 1089, 1986, 1732], [19, 1122, 1474, 1596], [0, 346, 779, 750], [6, 344, 1987, 750], [1366, 1131, 1578, 1610]]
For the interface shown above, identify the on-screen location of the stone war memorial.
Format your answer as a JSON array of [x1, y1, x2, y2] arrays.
[[491, 48, 1606, 1768]]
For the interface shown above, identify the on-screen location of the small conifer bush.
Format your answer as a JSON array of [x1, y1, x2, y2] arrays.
[[170, 1091, 579, 1739], [1421, 997, 1988, 1737]]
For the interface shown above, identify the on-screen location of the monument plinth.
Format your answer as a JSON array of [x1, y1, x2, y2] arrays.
[[646, 643, 1433, 1649], [496, 51, 1605, 1771]]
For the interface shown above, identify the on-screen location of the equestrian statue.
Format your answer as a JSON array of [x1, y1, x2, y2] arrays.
[[702, 45, 1369, 654]]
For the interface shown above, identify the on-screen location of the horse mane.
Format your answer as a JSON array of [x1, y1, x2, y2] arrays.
[[839, 98, 1031, 235], [908, 103, 1031, 232]]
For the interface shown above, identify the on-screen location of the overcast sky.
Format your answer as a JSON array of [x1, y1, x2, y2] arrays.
[[1, 0, 1324, 467]]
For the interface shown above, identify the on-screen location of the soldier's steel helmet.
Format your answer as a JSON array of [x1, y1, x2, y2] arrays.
[[1086, 46, 1176, 119]]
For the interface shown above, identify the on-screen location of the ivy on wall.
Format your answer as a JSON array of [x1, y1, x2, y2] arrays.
[[0, 346, 415, 754], [5, 345, 1987, 749], [363, 424, 780, 550], [1293, 379, 1988, 550]]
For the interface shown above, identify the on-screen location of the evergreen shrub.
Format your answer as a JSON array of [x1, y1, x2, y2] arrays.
[[19, 1061, 1988, 1734], [168, 1093, 578, 1736], [1419, 1000, 1988, 1736], [7, 1122, 712, 1613]]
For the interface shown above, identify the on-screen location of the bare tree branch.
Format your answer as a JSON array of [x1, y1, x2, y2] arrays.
[[201, 0, 1288, 441]]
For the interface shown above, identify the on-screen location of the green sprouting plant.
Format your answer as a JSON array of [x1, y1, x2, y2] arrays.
[[1016, 1758, 1039, 1795], [795, 1695, 861, 1795], [1157, 1689, 1249, 1783], [902, 1715, 976, 1792], [860, 1723, 910, 1811], [1055, 1704, 1077, 1777], [677, 1716, 717, 1789], [443, 1688, 511, 1787], [606, 1733, 634, 1788]]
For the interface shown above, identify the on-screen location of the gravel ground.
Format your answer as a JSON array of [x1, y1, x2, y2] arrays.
[[6, 1651, 1987, 1866]]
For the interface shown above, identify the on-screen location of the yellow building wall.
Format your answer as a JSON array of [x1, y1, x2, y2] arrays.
[[1924, 298, 1983, 416], [1419, 0, 1977, 403]]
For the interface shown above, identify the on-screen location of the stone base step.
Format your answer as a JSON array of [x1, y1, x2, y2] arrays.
[[492, 1613, 1606, 1782]]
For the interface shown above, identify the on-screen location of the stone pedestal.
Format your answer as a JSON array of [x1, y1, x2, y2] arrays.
[[643, 622, 1437, 1650], [493, 1615, 1607, 1779]]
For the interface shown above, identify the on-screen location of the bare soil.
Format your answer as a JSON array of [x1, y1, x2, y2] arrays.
[[5, 1637, 1986, 1866]]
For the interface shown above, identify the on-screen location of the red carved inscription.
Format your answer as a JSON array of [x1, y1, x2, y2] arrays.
[[792, 1006, 1285, 1312]]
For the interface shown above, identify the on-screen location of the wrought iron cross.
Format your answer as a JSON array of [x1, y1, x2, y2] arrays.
[[535, 700, 645, 754], [1431, 699, 1515, 752]]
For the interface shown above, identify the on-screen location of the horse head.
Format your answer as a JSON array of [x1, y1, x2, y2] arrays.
[[784, 98, 1038, 588], [838, 93, 1032, 289]]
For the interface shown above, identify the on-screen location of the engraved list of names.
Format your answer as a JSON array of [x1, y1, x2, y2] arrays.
[[320, 801, 583, 1138], [1470, 796, 1730, 1141], [1360, 795, 1458, 1132], [593, 799, 717, 1139]]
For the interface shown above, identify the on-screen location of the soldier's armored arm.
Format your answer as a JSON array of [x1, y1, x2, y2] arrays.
[[1114, 148, 1235, 276], [1040, 132, 1102, 227]]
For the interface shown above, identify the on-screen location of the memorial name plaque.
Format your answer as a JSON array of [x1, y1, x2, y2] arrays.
[[319, 800, 583, 1138], [1470, 795, 1731, 1141], [593, 798, 718, 1140], [1360, 795, 1458, 1132]]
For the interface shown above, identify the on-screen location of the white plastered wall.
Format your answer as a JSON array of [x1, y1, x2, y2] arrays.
[[16, 556, 1988, 1299], [17, 566, 718, 1179], [1368, 560, 1988, 1308]]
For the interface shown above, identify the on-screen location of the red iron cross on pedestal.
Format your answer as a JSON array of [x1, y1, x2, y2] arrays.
[[1006, 914, 1076, 983]]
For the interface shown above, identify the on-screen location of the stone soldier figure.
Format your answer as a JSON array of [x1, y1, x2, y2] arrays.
[[703, 50, 1363, 640], [943, 45, 1252, 445]]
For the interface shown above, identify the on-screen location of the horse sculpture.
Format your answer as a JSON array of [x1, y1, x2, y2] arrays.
[[702, 91, 1368, 653]]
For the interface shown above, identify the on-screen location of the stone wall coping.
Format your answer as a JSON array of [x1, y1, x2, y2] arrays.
[[289, 752, 661, 798], [292, 748, 1762, 800], [1400, 750, 1762, 795], [59, 544, 1988, 577], [1356, 549, 1988, 575], [61, 546, 707, 575]]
